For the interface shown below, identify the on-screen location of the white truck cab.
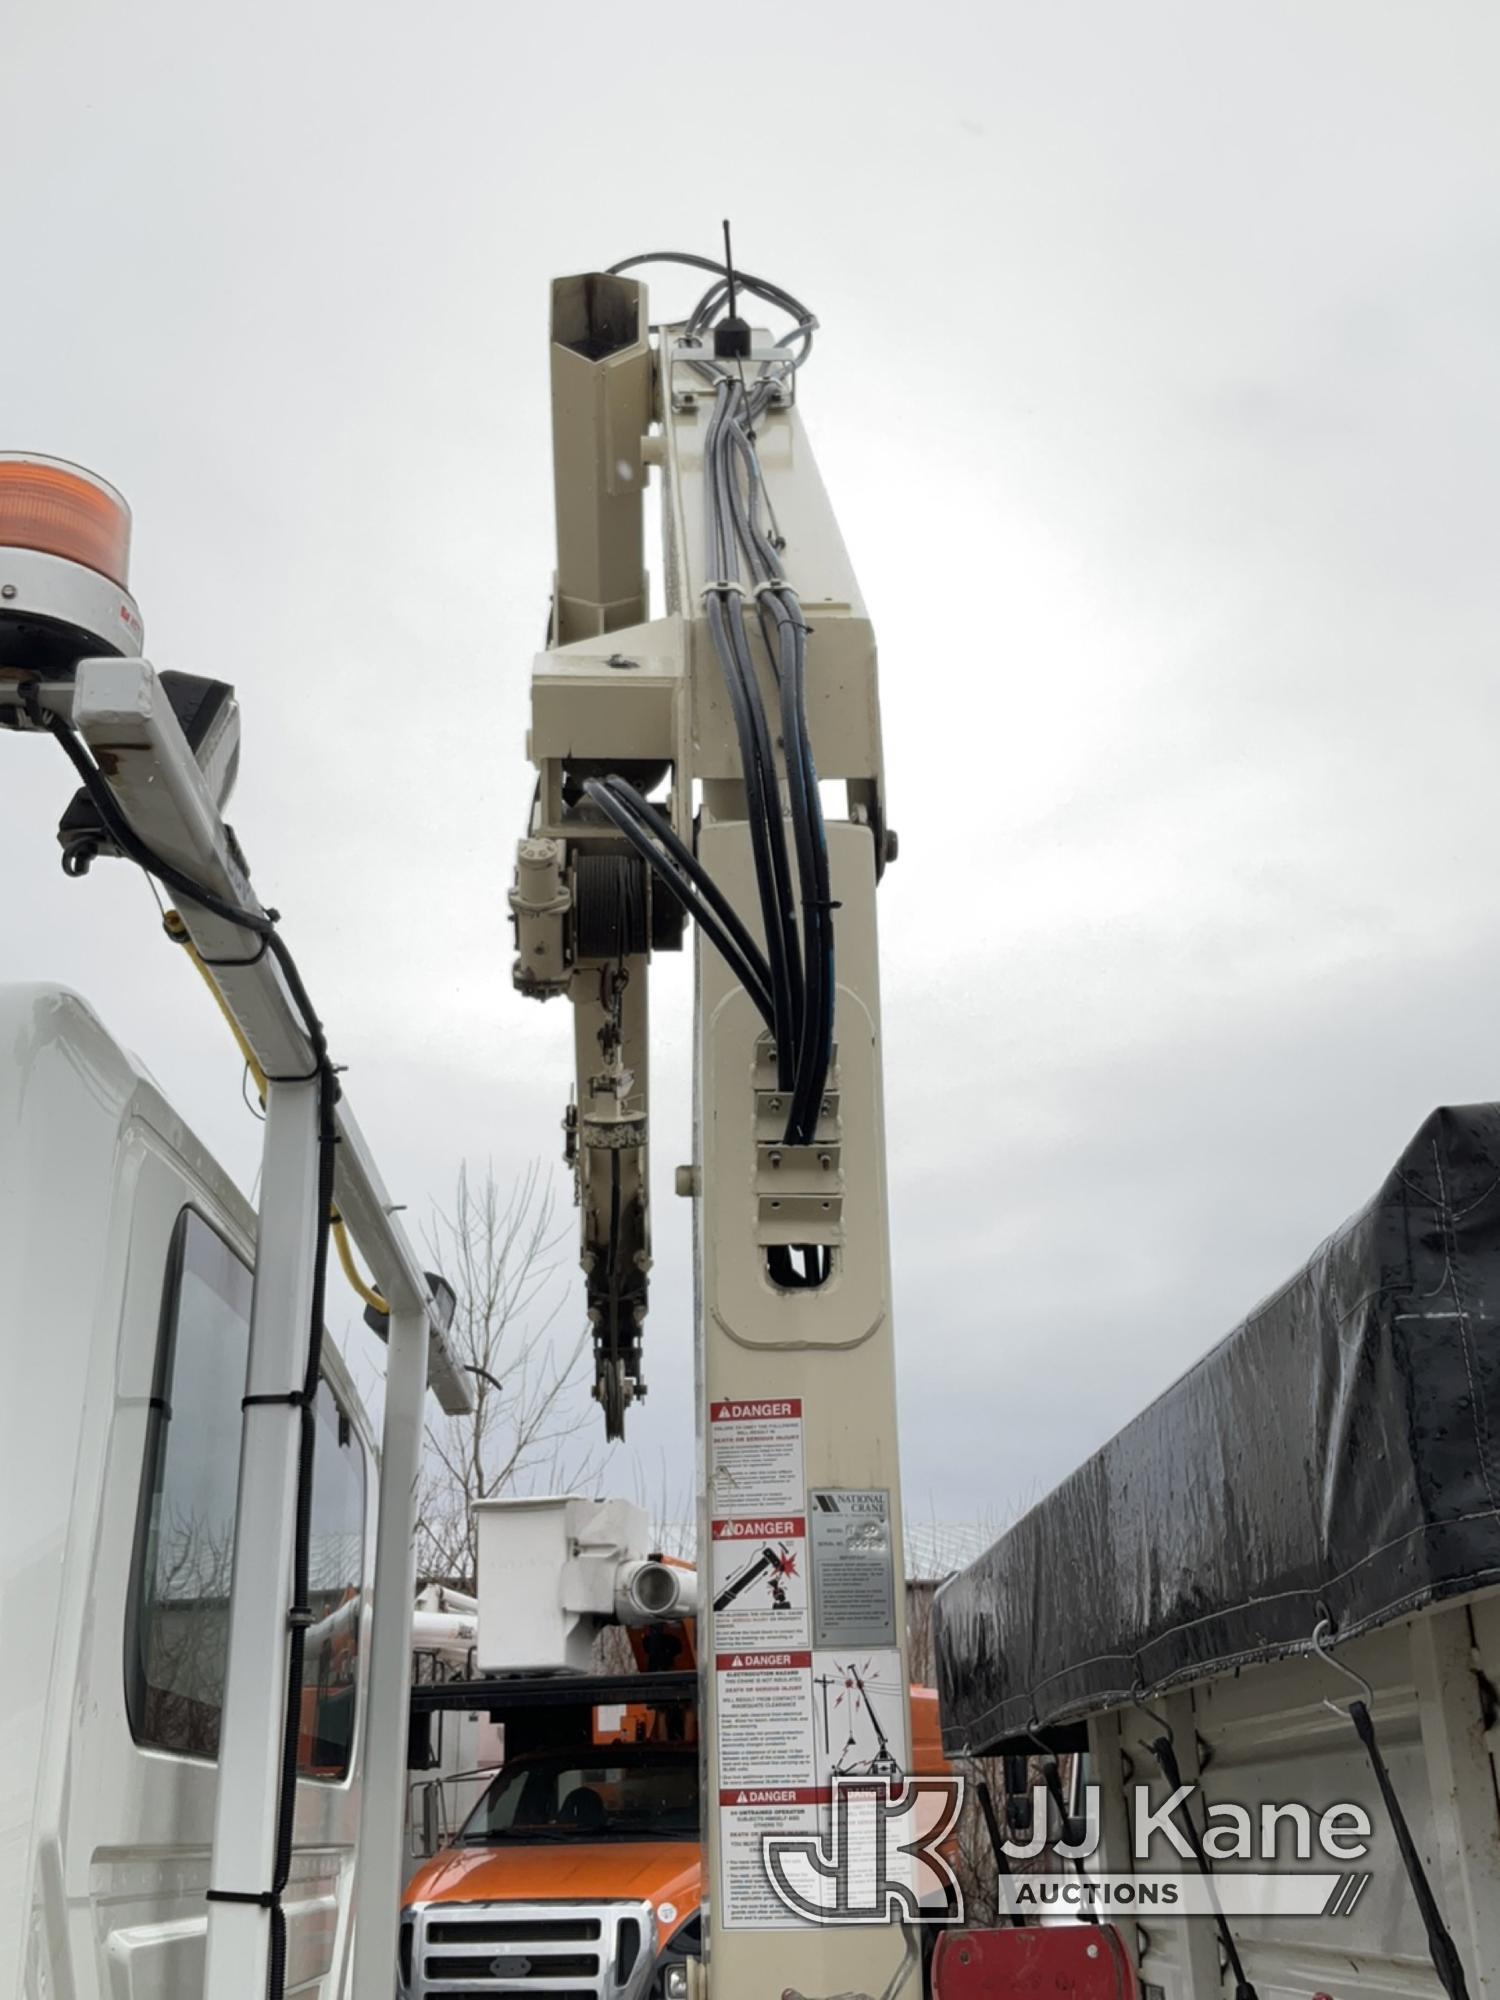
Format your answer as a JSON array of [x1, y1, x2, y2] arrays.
[[0, 983, 375, 1997]]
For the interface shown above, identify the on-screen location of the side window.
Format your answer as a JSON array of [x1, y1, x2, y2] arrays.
[[299, 1378, 367, 1778], [126, 1208, 253, 1759], [127, 1208, 369, 1778]]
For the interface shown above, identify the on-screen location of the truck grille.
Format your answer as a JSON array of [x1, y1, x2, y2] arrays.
[[405, 1901, 655, 2000]]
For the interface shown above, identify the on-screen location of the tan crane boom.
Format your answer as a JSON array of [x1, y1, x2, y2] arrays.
[[512, 245, 911, 2000]]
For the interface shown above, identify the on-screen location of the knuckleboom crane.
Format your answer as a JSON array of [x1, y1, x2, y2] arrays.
[[512, 243, 911, 2000]]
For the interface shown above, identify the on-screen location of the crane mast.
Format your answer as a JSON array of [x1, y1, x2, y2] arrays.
[[513, 252, 909, 2000]]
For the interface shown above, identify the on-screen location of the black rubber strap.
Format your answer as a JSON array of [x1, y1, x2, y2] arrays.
[[1349, 1700, 1472, 2000], [206, 1887, 276, 1907], [242, 1390, 309, 1409], [1038, 1752, 1098, 1921], [1151, 1736, 1257, 2000], [974, 1781, 1028, 1926]]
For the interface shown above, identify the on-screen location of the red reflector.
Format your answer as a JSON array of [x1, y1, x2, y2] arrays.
[[931, 1924, 1139, 2000]]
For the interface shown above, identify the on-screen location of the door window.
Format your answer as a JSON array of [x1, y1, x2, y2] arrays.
[[126, 1207, 367, 1777]]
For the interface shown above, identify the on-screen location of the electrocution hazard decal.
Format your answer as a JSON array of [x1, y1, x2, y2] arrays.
[[713, 1646, 912, 1929]]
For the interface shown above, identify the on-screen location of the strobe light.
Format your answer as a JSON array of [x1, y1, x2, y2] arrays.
[[0, 454, 143, 672]]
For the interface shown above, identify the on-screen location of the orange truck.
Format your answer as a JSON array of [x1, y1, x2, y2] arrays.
[[399, 1680, 952, 2000]]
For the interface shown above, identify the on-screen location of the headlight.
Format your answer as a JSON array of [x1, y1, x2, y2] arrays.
[[665, 1966, 690, 2000]]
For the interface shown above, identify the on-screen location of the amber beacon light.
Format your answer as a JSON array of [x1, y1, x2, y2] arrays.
[[0, 455, 131, 586], [0, 452, 143, 672]]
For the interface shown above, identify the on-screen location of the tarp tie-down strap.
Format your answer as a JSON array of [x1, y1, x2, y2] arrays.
[[1347, 1699, 1472, 2000], [973, 1781, 1027, 1926], [1035, 1748, 1098, 1922], [1149, 1735, 1258, 2000]]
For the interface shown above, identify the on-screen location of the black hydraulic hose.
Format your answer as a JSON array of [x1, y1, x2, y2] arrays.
[[772, 601, 830, 1148], [702, 386, 801, 1085], [582, 779, 775, 1029], [723, 587, 805, 1035], [701, 591, 791, 1048], [718, 389, 835, 1150], [711, 384, 806, 1054], [796, 618, 836, 1131], [600, 776, 773, 997], [713, 385, 836, 1287]]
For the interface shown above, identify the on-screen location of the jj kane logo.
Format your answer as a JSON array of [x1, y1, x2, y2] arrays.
[[759, 1776, 1374, 1925]]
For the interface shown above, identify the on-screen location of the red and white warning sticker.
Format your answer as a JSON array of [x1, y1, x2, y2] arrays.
[[709, 1398, 805, 1517], [716, 1790, 821, 1930], [710, 1516, 809, 1649], [715, 1650, 815, 1788], [713, 1648, 912, 1930]]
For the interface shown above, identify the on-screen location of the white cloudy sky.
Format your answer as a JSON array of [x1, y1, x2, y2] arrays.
[[7, 2, 1499, 1538]]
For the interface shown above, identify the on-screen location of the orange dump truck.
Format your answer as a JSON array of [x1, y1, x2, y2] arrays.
[[400, 1683, 952, 2000]]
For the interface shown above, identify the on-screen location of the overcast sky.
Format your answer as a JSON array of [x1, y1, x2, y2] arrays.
[[8, 2, 1499, 1542]]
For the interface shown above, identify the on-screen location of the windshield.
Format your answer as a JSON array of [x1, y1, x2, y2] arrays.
[[458, 1747, 699, 1843]]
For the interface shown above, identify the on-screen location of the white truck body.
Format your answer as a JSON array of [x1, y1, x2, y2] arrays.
[[1084, 1600, 1500, 1998], [0, 983, 374, 1998]]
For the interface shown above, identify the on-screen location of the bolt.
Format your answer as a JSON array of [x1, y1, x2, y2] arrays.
[[606, 653, 639, 671], [819, 1153, 831, 1170], [0, 584, 15, 600], [1086, 1945, 1099, 1960], [769, 1096, 781, 1111], [769, 1151, 782, 1169]]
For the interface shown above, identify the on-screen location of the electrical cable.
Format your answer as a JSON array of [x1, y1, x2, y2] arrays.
[[581, 777, 775, 1027], [41, 706, 330, 1080], [703, 385, 804, 1070], [600, 775, 774, 996], [165, 876, 390, 1315], [592, 249, 840, 1287], [31, 687, 344, 2000], [719, 393, 835, 1156]]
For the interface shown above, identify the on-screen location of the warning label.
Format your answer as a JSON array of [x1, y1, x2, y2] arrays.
[[710, 1517, 809, 1649], [809, 1649, 906, 1794], [718, 1793, 820, 1929], [709, 1395, 916, 1928], [716, 1651, 814, 1788], [713, 1644, 911, 1929], [709, 1398, 804, 1517]]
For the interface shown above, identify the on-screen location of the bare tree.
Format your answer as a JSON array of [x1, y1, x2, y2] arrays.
[[417, 1162, 600, 1589]]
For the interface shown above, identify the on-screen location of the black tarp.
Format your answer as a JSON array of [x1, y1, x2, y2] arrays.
[[932, 1103, 1500, 1756]]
